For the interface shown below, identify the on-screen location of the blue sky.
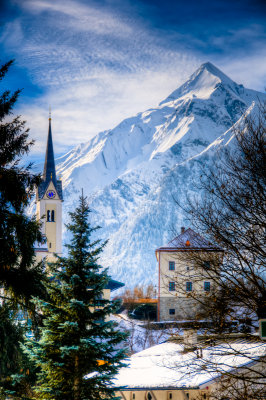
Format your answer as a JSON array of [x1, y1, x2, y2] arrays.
[[1, 0, 265, 163]]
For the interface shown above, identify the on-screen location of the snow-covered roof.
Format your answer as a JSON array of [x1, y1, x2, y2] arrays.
[[156, 228, 223, 252], [113, 336, 266, 390]]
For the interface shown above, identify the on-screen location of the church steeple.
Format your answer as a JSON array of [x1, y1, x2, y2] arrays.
[[43, 112, 57, 185], [35, 111, 63, 255], [36, 112, 63, 201]]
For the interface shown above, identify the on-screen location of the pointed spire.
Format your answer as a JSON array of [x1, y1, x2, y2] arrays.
[[43, 109, 56, 183]]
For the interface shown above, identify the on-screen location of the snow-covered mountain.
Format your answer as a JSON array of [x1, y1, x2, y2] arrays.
[[53, 62, 265, 287]]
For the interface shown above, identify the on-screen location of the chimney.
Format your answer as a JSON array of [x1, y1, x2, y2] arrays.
[[181, 227, 185, 234]]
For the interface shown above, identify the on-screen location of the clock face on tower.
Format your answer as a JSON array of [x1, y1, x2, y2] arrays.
[[47, 190, 56, 199]]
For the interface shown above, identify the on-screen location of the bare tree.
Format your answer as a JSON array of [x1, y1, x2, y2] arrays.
[[166, 102, 266, 395], [184, 102, 266, 328]]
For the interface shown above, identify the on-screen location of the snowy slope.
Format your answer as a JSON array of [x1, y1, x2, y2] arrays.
[[52, 62, 265, 288]]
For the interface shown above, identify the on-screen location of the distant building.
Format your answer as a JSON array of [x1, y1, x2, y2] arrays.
[[156, 227, 223, 321], [34, 114, 123, 299]]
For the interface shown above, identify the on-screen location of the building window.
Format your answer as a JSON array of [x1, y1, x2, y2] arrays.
[[186, 281, 192, 292], [132, 394, 135, 400], [187, 266, 190, 271], [169, 309, 175, 315], [169, 261, 175, 270], [168, 393, 173, 400], [47, 210, 50, 221], [95, 294, 103, 307], [204, 282, 211, 292], [49, 242, 52, 249], [169, 282, 175, 291], [147, 393, 152, 400], [51, 210, 55, 222], [204, 261, 210, 269]]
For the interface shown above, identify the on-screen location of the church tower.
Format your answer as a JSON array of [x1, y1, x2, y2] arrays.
[[36, 114, 63, 255]]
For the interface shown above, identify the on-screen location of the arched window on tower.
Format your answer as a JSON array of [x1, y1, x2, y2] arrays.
[[47, 210, 50, 222], [51, 210, 55, 222]]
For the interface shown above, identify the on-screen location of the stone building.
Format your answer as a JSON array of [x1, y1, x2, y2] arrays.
[[156, 227, 223, 321]]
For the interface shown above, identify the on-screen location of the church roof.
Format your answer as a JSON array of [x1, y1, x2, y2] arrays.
[[156, 228, 223, 252], [43, 117, 56, 184], [37, 117, 63, 200], [37, 179, 63, 201]]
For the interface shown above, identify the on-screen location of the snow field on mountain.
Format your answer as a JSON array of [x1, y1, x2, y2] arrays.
[[49, 62, 266, 287]]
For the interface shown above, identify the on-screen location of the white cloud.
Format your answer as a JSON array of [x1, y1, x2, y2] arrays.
[[219, 53, 266, 91], [18, 0, 134, 36], [19, 58, 200, 156], [5, 0, 200, 157], [4, 0, 265, 161]]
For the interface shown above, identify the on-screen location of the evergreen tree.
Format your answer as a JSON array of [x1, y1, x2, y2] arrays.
[[0, 59, 46, 307], [25, 194, 127, 400], [0, 60, 47, 398], [0, 305, 37, 400]]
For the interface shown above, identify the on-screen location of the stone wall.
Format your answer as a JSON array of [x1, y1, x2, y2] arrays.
[[159, 296, 202, 321]]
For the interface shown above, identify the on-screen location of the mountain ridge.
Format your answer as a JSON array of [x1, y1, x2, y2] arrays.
[[35, 62, 266, 287]]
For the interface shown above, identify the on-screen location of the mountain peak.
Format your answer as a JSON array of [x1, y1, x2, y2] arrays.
[[160, 62, 236, 105], [196, 62, 234, 85], [49, 60, 266, 289]]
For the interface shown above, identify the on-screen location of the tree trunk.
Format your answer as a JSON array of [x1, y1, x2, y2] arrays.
[[74, 355, 79, 400]]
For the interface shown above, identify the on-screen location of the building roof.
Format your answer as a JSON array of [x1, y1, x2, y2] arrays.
[[106, 279, 125, 292], [43, 117, 56, 183], [34, 237, 49, 252], [113, 335, 266, 390], [37, 117, 63, 200], [37, 179, 63, 201], [156, 228, 223, 252]]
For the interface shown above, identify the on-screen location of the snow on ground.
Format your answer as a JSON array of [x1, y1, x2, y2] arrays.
[[112, 312, 181, 354]]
